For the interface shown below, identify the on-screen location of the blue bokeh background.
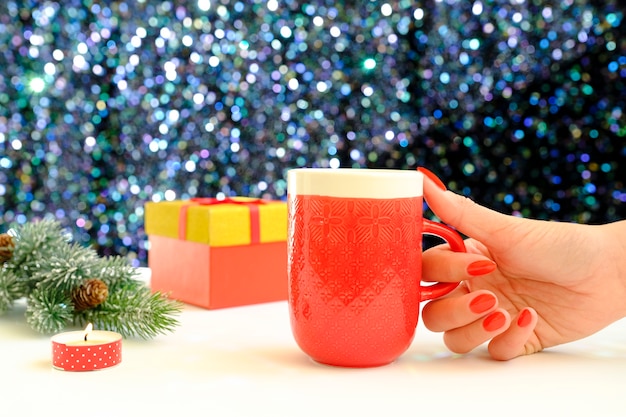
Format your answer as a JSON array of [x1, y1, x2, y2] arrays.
[[0, 0, 624, 265]]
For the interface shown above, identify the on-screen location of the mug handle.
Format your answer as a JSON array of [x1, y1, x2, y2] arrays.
[[419, 219, 467, 300]]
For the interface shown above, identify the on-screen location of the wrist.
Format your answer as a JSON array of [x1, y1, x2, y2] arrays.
[[599, 220, 626, 318]]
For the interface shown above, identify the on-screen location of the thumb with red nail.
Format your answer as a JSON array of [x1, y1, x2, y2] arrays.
[[418, 167, 626, 360]]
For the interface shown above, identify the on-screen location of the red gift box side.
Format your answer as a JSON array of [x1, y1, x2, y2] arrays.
[[148, 235, 287, 309]]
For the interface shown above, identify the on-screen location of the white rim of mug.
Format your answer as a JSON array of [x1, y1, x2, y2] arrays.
[[287, 168, 423, 198]]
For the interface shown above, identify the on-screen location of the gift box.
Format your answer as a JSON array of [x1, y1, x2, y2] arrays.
[[144, 197, 288, 309]]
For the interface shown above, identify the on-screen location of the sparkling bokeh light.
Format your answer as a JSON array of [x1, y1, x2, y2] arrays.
[[0, 0, 624, 266]]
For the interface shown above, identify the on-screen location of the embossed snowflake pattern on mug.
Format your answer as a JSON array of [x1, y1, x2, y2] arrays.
[[288, 194, 422, 315]]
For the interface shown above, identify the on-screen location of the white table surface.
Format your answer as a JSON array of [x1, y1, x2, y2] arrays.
[[3, 269, 626, 417]]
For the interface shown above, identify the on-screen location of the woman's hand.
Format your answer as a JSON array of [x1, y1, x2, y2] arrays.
[[419, 168, 626, 360]]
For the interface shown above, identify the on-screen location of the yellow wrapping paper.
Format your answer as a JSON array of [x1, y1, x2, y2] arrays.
[[145, 197, 287, 247]]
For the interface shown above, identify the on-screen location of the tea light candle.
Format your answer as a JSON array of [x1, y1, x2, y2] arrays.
[[51, 323, 122, 371]]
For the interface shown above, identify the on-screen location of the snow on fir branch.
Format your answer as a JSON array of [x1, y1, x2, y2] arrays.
[[0, 219, 182, 339]]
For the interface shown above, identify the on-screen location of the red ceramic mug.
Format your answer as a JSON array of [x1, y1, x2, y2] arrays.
[[287, 168, 466, 367]]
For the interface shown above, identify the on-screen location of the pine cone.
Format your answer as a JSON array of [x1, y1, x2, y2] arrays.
[[0, 233, 14, 264], [71, 278, 109, 311]]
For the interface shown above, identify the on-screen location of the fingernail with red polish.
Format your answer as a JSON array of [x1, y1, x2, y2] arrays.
[[466, 260, 497, 276], [517, 309, 533, 328], [418, 167, 447, 191], [483, 311, 506, 332], [469, 293, 497, 314]]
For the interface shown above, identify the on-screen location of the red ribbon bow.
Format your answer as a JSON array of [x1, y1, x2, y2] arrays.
[[178, 197, 266, 243]]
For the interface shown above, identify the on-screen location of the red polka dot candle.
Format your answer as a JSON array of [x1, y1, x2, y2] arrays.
[[51, 324, 122, 371]]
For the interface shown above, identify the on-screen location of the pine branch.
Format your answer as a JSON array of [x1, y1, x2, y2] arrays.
[[93, 255, 142, 293], [76, 284, 182, 339], [3, 218, 182, 338], [5, 219, 70, 285], [0, 268, 28, 314], [25, 286, 74, 334], [33, 242, 100, 293]]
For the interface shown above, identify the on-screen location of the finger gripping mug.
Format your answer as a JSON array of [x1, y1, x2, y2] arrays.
[[287, 168, 466, 367]]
